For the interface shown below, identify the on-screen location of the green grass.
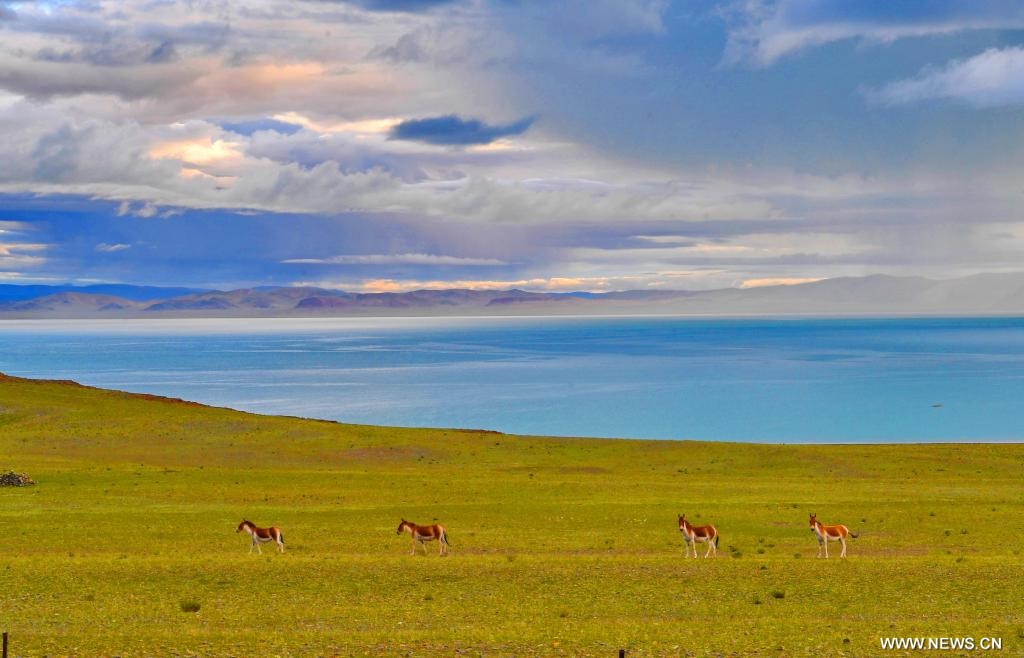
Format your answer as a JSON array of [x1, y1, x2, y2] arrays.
[[1, 372, 1023, 656]]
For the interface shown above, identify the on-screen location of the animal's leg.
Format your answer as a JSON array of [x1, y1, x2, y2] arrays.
[[840, 537, 847, 558], [817, 539, 822, 558], [705, 540, 713, 558], [824, 537, 828, 559]]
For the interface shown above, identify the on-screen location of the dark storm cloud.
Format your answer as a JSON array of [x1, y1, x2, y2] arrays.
[[389, 114, 536, 145]]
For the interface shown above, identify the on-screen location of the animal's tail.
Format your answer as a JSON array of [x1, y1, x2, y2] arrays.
[[849, 530, 859, 539], [714, 534, 720, 547], [442, 530, 451, 547]]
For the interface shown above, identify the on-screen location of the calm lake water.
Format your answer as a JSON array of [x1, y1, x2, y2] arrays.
[[1, 316, 1023, 443]]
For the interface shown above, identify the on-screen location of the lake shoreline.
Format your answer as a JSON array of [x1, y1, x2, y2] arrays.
[[3, 316, 1023, 442], [3, 371, 1021, 447]]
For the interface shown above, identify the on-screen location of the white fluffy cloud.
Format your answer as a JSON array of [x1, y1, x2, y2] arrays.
[[95, 242, 132, 252], [0, 1, 752, 224], [723, 0, 1024, 67], [0, 100, 813, 223], [870, 47, 1024, 107]]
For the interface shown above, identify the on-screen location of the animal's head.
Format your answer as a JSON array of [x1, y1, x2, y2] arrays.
[[809, 513, 817, 529], [237, 520, 250, 533], [678, 514, 686, 532], [396, 519, 408, 535]]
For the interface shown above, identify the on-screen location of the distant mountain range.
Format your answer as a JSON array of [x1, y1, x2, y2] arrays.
[[4, 273, 1024, 317], [0, 284, 207, 303]]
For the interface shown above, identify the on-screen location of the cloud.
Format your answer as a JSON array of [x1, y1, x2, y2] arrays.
[[146, 41, 179, 64], [117, 201, 160, 218], [739, 276, 822, 288], [33, 38, 181, 68], [0, 240, 47, 271], [543, 0, 668, 39], [389, 114, 536, 145], [0, 220, 30, 234], [95, 242, 132, 252], [1, 0, 1022, 291], [343, 0, 463, 11], [869, 47, 1024, 107], [369, 26, 437, 64], [0, 53, 203, 101], [0, 241, 46, 257], [632, 235, 697, 246], [297, 268, 769, 293], [282, 253, 506, 265], [300, 275, 619, 293], [0, 108, 795, 224], [242, 120, 539, 183], [723, 0, 1024, 66], [5, 102, 995, 241]]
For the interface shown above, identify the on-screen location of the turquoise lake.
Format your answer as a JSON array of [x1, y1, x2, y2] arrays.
[[1, 316, 1022, 442]]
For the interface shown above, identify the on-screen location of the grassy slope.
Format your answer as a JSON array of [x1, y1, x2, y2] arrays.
[[1, 373, 1022, 656]]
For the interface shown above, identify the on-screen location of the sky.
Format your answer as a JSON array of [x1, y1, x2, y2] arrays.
[[2, 0, 1024, 292]]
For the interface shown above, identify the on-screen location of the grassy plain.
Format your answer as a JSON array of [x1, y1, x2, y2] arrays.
[[1, 372, 1023, 656]]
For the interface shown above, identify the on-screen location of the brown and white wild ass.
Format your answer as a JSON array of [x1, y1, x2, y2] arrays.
[[236, 520, 285, 553], [396, 519, 451, 556], [809, 513, 858, 558], [678, 514, 719, 558]]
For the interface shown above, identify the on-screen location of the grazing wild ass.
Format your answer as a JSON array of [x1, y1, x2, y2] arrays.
[[397, 519, 451, 556], [809, 513, 858, 558], [678, 514, 719, 558], [236, 520, 285, 553]]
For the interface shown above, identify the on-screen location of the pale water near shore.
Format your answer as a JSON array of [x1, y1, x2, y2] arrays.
[[2, 315, 1023, 442]]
